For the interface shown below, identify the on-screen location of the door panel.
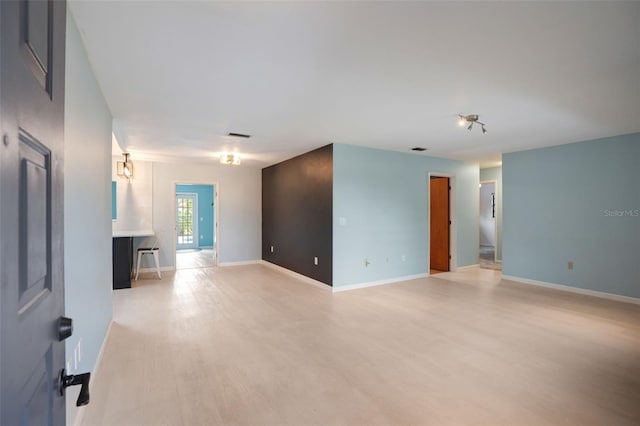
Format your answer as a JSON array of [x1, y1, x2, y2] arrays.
[[20, 348, 53, 426], [1, 0, 67, 424], [430, 177, 450, 272], [20, 133, 52, 310], [22, 0, 54, 93], [176, 194, 198, 250]]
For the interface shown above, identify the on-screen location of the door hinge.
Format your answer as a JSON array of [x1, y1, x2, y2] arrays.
[[449, 255, 452, 259]]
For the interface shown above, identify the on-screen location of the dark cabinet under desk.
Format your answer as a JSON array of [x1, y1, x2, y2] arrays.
[[112, 237, 132, 289]]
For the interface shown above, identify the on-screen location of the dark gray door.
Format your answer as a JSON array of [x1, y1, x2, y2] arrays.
[[1, 0, 68, 424]]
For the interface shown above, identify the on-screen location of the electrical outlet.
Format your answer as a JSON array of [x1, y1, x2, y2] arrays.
[[568, 261, 574, 270], [270, 245, 274, 253], [314, 257, 318, 266], [401, 254, 406, 262]]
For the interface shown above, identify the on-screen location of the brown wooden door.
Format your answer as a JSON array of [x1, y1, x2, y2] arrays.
[[1, 0, 68, 424], [430, 177, 450, 271]]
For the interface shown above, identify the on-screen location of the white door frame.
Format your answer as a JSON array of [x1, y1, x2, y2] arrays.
[[173, 181, 219, 266], [480, 179, 498, 263], [427, 172, 456, 272]]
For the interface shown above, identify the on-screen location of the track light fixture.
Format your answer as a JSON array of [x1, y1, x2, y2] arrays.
[[458, 114, 487, 134]]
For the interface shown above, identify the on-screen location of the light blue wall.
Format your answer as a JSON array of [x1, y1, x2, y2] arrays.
[[176, 184, 215, 247], [503, 133, 640, 298], [480, 166, 502, 260], [333, 144, 479, 287], [64, 11, 113, 423]]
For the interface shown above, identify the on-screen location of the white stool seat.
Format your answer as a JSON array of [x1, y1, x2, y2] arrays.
[[135, 245, 161, 281]]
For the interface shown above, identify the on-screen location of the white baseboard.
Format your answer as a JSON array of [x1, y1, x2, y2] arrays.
[[332, 273, 429, 293], [72, 320, 113, 426], [93, 320, 113, 376], [502, 274, 640, 306], [455, 264, 479, 271], [219, 260, 262, 267], [260, 260, 331, 291]]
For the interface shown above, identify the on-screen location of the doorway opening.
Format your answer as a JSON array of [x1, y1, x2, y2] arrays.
[[429, 175, 453, 274], [479, 180, 501, 270], [175, 183, 218, 270]]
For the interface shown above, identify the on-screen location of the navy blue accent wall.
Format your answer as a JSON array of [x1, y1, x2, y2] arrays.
[[262, 145, 333, 285]]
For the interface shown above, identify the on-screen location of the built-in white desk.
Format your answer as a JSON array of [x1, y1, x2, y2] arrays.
[[112, 230, 155, 289], [112, 230, 155, 238]]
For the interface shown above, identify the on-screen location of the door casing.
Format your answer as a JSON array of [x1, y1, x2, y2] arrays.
[[428, 173, 456, 272], [173, 181, 218, 266], [479, 180, 498, 262]]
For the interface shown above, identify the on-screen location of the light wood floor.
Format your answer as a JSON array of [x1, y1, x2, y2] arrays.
[[82, 266, 640, 425], [175, 248, 216, 270]]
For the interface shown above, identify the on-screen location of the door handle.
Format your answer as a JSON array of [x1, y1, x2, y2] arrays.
[[58, 369, 91, 406], [58, 316, 73, 341]]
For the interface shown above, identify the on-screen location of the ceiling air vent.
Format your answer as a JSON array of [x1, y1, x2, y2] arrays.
[[411, 147, 427, 152], [228, 132, 251, 138]]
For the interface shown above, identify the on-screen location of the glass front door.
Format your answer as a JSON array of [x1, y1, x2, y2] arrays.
[[176, 193, 198, 249]]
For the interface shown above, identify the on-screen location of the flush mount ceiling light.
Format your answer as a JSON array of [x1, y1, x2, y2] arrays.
[[116, 153, 134, 179], [219, 153, 241, 165], [457, 114, 488, 134]]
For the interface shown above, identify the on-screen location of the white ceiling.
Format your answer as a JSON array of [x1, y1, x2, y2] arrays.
[[69, 1, 640, 168]]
